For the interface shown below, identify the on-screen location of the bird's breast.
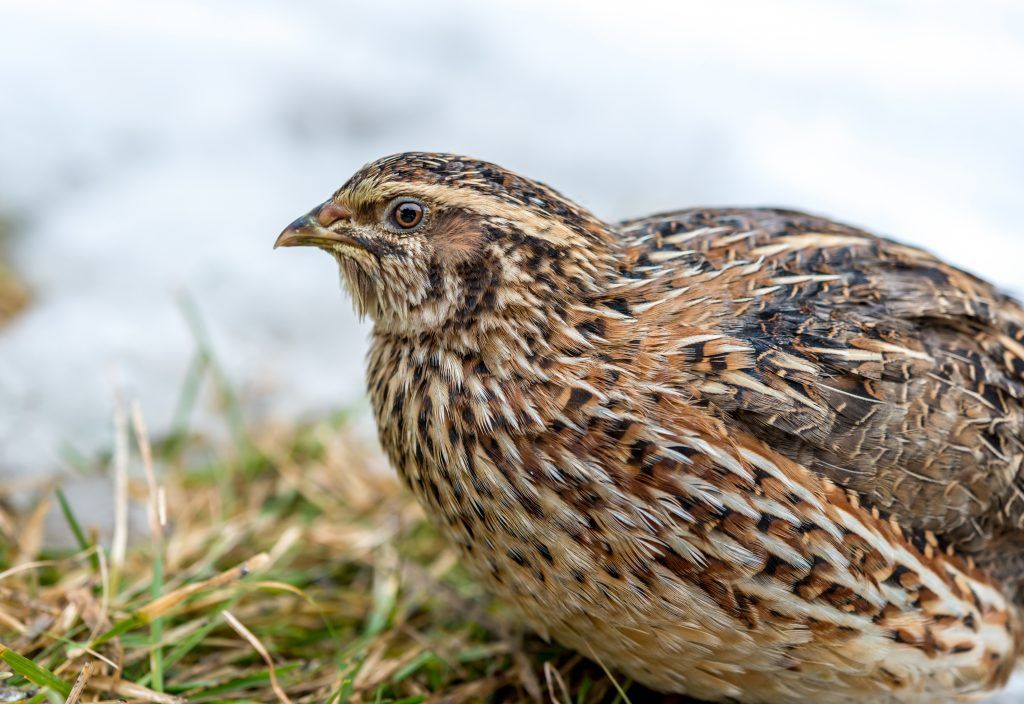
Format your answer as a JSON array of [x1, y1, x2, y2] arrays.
[[364, 331, 1021, 700]]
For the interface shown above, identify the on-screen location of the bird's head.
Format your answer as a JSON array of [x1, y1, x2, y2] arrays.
[[276, 152, 616, 335]]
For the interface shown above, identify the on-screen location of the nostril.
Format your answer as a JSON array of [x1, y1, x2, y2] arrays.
[[317, 202, 354, 228]]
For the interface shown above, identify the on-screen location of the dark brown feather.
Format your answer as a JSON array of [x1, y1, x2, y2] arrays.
[[617, 208, 1024, 598]]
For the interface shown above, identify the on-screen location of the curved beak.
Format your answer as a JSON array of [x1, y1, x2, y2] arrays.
[[274, 201, 361, 250]]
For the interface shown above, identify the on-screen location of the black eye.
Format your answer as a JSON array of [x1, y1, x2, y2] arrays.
[[389, 200, 425, 230]]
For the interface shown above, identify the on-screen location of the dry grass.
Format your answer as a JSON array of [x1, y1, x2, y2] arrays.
[[0, 216, 30, 327], [0, 364, 659, 702]]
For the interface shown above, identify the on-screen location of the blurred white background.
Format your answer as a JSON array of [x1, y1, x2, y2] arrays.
[[0, 0, 1022, 698], [1, 0, 1022, 472]]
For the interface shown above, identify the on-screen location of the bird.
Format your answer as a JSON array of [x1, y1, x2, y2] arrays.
[[276, 152, 1024, 703]]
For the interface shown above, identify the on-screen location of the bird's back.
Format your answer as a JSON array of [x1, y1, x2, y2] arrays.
[[613, 207, 1024, 601]]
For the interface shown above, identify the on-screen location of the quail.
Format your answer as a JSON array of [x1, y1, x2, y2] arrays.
[[276, 153, 1024, 703]]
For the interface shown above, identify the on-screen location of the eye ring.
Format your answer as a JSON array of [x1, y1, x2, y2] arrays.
[[386, 198, 427, 232]]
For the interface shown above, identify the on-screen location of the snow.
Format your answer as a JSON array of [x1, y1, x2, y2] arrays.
[[0, 0, 1022, 696]]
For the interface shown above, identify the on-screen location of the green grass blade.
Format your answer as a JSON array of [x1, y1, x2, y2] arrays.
[[54, 488, 99, 571], [175, 663, 299, 700], [137, 596, 241, 688], [177, 293, 249, 452], [0, 645, 72, 697], [149, 545, 166, 692]]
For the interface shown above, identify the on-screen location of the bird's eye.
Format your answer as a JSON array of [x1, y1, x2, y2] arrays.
[[387, 199, 426, 231]]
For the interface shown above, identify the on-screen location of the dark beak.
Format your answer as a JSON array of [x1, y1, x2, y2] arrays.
[[274, 201, 361, 250]]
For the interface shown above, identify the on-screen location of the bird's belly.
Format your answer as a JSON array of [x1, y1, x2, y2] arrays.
[[414, 478, 1013, 704], [469, 546, 1013, 704], [404, 445, 1019, 704]]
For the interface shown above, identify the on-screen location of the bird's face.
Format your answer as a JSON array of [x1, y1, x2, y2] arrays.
[[276, 153, 614, 334], [276, 180, 449, 329]]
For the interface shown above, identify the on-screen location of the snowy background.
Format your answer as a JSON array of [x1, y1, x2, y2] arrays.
[[2, 0, 1023, 475], [0, 0, 1023, 698]]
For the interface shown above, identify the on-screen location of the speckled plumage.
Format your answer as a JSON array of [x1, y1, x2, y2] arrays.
[[277, 153, 1024, 703]]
